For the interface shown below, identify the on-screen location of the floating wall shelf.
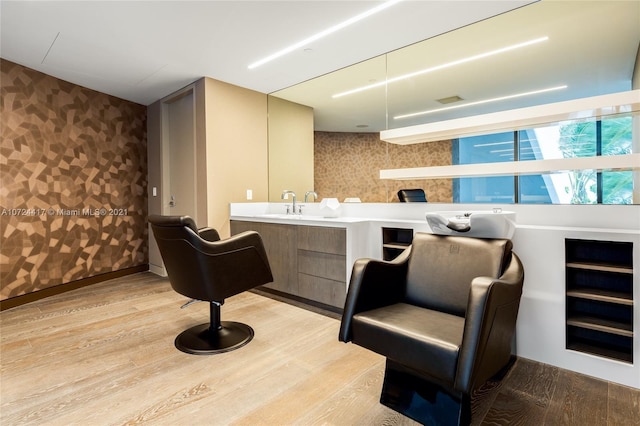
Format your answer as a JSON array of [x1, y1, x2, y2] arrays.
[[380, 90, 640, 145], [379, 89, 640, 180], [380, 153, 640, 180]]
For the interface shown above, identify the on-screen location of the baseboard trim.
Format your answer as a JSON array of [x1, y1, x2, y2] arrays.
[[251, 286, 342, 320], [148, 264, 167, 277], [0, 264, 149, 311]]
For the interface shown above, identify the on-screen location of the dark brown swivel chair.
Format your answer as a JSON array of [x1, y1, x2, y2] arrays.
[[149, 215, 273, 355], [339, 233, 524, 425], [397, 188, 427, 202]]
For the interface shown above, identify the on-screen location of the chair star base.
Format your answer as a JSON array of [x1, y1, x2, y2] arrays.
[[174, 321, 254, 355]]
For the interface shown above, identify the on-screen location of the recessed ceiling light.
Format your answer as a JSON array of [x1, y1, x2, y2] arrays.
[[332, 36, 549, 98], [393, 85, 567, 120], [248, 0, 403, 69]]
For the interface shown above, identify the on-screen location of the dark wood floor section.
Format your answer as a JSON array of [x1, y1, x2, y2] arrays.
[[1, 272, 638, 425], [470, 346, 639, 426]]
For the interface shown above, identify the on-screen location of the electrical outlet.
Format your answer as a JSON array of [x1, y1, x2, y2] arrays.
[[246, 189, 253, 200]]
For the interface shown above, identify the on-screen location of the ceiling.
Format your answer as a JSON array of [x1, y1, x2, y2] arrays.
[[274, 0, 640, 132], [0, 0, 535, 106]]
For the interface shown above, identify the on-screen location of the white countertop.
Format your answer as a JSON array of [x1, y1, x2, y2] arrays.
[[230, 201, 640, 233], [230, 201, 439, 229]]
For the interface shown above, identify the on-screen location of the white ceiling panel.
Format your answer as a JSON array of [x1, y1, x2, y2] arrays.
[[1, 0, 535, 105]]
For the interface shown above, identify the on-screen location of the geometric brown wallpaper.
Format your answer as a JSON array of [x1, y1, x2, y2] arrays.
[[0, 59, 148, 300], [314, 131, 452, 203]]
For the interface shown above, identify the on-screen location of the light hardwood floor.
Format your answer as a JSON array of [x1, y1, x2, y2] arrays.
[[1, 272, 638, 426]]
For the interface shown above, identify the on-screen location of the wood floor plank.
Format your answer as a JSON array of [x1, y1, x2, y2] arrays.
[[545, 369, 608, 425], [607, 383, 640, 426], [294, 361, 419, 426], [229, 350, 381, 424], [470, 371, 510, 425], [480, 358, 558, 425], [1, 272, 639, 426]]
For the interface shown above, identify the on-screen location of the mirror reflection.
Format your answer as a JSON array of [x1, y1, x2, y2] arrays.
[[269, 1, 640, 204]]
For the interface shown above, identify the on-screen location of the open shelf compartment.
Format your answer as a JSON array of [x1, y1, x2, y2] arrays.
[[565, 239, 634, 364], [382, 228, 413, 261]]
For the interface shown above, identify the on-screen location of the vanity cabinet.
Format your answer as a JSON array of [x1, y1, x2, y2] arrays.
[[565, 239, 634, 363], [230, 221, 297, 294], [230, 221, 347, 309], [297, 226, 347, 308]]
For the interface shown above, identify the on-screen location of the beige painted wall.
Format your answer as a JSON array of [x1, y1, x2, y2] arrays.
[[202, 78, 269, 237], [147, 84, 201, 274], [148, 78, 269, 254], [267, 96, 314, 203], [146, 100, 163, 272]]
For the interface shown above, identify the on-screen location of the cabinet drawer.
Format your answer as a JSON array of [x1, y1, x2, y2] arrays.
[[231, 221, 297, 295], [298, 273, 346, 308], [298, 250, 346, 282], [297, 226, 346, 255]]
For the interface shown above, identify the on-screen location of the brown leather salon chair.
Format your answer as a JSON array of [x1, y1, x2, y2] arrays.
[[339, 233, 524, 425], [397, 188, 427, 202], [149, 215, 273, 355]]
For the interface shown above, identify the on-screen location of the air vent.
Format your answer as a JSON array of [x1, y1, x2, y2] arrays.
[[436, 95, 464, 104]]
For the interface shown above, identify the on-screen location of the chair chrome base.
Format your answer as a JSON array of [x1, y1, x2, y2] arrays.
[[175, 321, 254, 355]]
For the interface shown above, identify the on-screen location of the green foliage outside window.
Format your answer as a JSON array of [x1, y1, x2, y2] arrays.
[[602, 117, 633, 204], [557, 116, 632, 204]]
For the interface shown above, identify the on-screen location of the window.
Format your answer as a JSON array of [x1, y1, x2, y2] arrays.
[[453, 132, 514, 203], [602, 116, 633, 204], [518, 120, 598, 204], [453, 115, 634, 204]]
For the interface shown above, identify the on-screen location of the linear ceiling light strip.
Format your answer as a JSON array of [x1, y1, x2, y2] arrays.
[[332, 36, 549, 98], [394, 85, 568, 120], [248, 0, 403, 69]]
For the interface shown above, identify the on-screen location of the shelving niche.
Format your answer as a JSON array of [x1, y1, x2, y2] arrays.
[[382, 228, 413, 261], [565, 239, 634, 363]]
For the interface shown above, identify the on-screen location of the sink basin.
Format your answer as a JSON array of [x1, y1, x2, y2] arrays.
[[425, 210, 516, 239], [255, 214, 329, 220]]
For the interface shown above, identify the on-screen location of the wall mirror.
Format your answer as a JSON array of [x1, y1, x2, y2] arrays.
[[268, 1, 640, 204]]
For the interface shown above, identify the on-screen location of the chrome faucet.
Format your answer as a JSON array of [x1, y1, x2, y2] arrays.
[[304, 191, 318, 203], [281, 190, 296, 214]]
